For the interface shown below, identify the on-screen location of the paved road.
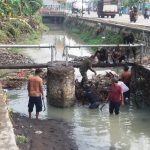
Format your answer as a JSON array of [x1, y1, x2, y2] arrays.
[[82, 11, 150, 28]]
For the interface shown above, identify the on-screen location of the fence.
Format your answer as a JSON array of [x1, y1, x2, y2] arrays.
[[64, 43, 145, 66], [0, 44, 55, 67], [0, 43, 145, 68]]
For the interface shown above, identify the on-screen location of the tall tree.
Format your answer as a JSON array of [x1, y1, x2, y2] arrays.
[[123, 0, 145, 8]]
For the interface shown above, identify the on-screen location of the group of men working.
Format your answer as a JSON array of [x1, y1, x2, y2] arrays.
[[27, 31, 134, 119], [94, 31, 136, 64], [27, 62, 131, 119], [79, 53, 131, 115]]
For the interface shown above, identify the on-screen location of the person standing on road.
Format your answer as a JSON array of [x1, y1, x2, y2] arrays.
[[79, 55, 97, 87], [107, 77, 124, 115], [27, 68, 44, 120]]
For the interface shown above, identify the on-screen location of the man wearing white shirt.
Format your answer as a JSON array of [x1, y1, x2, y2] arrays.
[[118, 80, 129, 104]]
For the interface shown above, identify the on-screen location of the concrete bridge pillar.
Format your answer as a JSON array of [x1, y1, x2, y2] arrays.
[[47, 65, 76, 107]]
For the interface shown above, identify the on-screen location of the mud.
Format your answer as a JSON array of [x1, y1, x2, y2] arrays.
[[11, 113, 78, 150]]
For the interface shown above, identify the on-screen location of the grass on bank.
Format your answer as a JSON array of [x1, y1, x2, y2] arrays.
[[0, 13, 48, 54], [67, 26, 123, 52], [16, 135, 28, 145], [0, 13, 48, 77]]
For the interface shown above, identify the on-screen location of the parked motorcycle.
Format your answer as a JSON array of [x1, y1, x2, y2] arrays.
[[144, 8, 149, 19]]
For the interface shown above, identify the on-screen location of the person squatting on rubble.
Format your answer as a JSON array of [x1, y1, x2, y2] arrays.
[[27, 68, 44, 120], [94, 48, 109, 63], [83, 84, 100, 109], [107, 77, 124, 115], [111, 46, 126, 64], [79, 55, 97, 87], [120, 65, 132, 101], [122, 31, 136, 62]]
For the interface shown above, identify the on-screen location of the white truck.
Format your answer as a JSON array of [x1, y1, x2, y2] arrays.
[[97, 0, 118, 18]]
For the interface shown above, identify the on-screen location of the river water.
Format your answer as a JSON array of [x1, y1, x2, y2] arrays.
[[8, 25, 150, 150]]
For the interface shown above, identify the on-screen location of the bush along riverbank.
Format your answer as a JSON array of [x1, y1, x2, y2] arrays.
[[0, 12, 49, 76], [0, 13, 46, 44]]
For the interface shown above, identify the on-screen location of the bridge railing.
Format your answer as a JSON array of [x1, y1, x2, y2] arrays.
[[64, 43, 145, 66], [0, 43, 145, 68], [40, 8, 66, 15], [0, 44, 56, 66]]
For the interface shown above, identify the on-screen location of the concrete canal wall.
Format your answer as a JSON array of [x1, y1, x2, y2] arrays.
[[64, 16, 150, 54], [131, 64, 150, 106]]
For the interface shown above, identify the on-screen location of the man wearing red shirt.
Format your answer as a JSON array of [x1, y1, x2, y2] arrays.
[[107, 78, 124, 115]]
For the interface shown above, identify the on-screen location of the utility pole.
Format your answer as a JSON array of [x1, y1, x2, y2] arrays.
[[82, 0, 83, 16]]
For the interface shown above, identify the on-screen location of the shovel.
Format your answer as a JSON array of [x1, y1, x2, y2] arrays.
[[42, 97, 46, 112], [99, 103, 106, 111]]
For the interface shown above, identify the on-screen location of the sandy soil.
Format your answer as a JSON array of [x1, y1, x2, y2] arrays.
[[11, 113, 78, 150]]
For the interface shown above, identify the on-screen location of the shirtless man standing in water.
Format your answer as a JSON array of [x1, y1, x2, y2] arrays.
[[120, 65, 131, 100], [27, 68, 44, 119]]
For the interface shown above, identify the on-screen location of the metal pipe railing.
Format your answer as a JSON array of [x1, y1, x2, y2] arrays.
[[0, 44, 55, 65], [0, 43, 145, 67], [64, 43, 145, 66], [0, 44, 55, 49], [65, 44, 143, 48]]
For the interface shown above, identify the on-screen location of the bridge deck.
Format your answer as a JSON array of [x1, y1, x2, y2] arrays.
[[40, 8, 66, 17]]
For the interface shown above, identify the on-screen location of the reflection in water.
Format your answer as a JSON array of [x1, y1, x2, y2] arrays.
[[8, 83, 150, 150], [8, 24, 150, 150], [22, 25, 92, 63]]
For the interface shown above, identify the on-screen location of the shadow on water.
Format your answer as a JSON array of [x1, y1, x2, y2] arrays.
[[8, 24, 150, 150]]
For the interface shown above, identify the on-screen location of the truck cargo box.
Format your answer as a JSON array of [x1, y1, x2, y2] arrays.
[[103, 5, 118, 12]]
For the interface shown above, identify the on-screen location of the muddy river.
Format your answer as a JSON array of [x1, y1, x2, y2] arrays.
[[8, 25, 150, 150]]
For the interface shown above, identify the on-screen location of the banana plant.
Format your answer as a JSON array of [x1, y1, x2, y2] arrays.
[[0, 0, 43, 17]]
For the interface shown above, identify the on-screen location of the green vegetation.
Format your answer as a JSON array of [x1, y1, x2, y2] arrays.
[[123, 0, 145, 8], [0, 0, 45, 46], [68, 26, 122, 52], [16, 135, 28, 145], [0, 0, 42, 18]]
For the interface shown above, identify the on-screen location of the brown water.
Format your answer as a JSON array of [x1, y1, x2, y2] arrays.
[[8, 24, 150, 150]]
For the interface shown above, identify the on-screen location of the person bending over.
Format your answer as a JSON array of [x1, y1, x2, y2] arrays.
[[79, 55, 96, 87], [84, 85, 100, 109]]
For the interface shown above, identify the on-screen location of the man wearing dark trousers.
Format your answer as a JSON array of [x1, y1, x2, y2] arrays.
[[107, 78, 124, 115], [27, 68, 44, 120]]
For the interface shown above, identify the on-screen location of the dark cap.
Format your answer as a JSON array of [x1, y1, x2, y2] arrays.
[[35, 68, 43, 74]]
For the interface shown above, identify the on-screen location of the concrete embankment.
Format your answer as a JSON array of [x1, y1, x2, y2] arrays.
[[65, 15, 150, 46], [0, 84, 18, 150]]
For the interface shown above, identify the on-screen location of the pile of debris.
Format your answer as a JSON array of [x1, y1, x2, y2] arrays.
[[75, 71, 118, 103], [0, 49, 33, 65]]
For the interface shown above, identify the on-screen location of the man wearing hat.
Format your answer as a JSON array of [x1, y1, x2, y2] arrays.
[[27, 68, 44, 119], [107, 77, 124, 115]]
